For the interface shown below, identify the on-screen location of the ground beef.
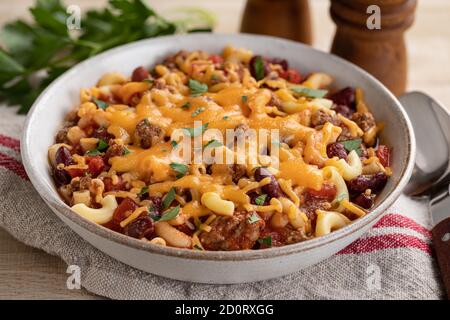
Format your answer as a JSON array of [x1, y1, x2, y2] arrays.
[[311, 110, 336, 127], [71, 175, 92, 192], [352, 112, 376, 132], [133, 119, 164, 149], [230, 164, 247, 184], [268, 93, 282, 109], [279, 226, 309, 245], [337, 124, 354, 142], [200, 211, 265, 250], [104, 143, 125, 163]]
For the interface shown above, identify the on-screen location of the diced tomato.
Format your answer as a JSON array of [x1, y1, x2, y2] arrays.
[[86, 156, 105, 177], [66, 168, 86, 178], [209, 54, 223, 64], [113, 197, 139, 224], [103, 176, 126, 192], [280, 68, 302, 84], [305, 183, 337, 201], [376, 145, 391, 167]]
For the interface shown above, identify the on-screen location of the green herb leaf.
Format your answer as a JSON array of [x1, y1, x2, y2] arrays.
[[222, 116, 230, 120], [241, 95, 248, 103], [254, 194, 267, 206], [258, 236, 272, 247], [341, 138, 362, 156], [188, 79, 208, 96], [138, 186, 149, 197], [181, 101, 190, 110], [170, 162, 189, 178], [171, 140, 179, 148], [193, 244, 204, 250], [183, 123, 209, 137], [97, 139, 109, 151], [248, 213, 261, 224], [191, 107, 205, 117], [85, 149, 101, 156], [159, 205, 180, 222], [142, 79, 154, 84], [253, 56, 265, 81], [162, 187, 176, 210], [291, 87, 328, 99], [123, 147, 131, 155], [204, 139, 222, 149], [92, 97, 109, 110]]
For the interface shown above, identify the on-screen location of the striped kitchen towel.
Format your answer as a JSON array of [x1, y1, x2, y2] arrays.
[[0, 106, 444, 299]]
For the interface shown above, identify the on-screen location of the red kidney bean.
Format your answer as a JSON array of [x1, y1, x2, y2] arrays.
[[352, 193, 375, 209], [347, 172, 388, 194], [124, 216, 154, 239], [131, 66, 150, 82], [55, 146, 73, 166], [269, 58, 288, 71], [148, 196, 162, 214], [53, 168, 72, 186], [333, 104, 354, 118], [376, 145, 391, 167], [254, 167, 282, 198], [329, 87, 356, 109], [326, 142, 348, 160]]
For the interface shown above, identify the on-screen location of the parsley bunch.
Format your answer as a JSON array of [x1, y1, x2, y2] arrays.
[[0, 0, 214, 114]]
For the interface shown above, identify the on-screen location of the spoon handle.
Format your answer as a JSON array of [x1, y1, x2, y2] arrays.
[[432, 218, 450, 299]]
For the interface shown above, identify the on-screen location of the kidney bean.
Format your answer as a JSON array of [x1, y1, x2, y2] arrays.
[[352, 193, 375, 209], [326, 142, 348, 160], [249, 55, 268, 80], [131, 66, 150, 82], [329, 87, 356, 109], [53, 168, 72, 186], [269, 58, 289, 71], [254, 167, 282, 198], [148, 196, 162, 214], [124, 216, 154, 239], [113, 197, 139, 224], [55, 146, 73, 166], [347, 172, 388, 194], [333, 104, 354, 118], [376, 145, 391, 167]]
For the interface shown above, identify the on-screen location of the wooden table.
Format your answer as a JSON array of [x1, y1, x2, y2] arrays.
[[1, 0, 449, 299]]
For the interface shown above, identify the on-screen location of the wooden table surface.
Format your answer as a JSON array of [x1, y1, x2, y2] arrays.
[[1, 0, 449, 299]]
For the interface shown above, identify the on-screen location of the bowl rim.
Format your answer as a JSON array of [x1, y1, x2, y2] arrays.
[[21, 33, 416, 261]]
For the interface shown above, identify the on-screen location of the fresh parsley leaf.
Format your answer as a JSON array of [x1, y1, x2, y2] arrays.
[[97, 139, 109, 151], [222, 116, 229, 120], [252, 56, 265, 81], [92, 97, 109, 110], [258, 236, 272, 247], [123, 147, 131, 155], [188, 79, 208, 96], [85, 149, 101, 156], [204, 139, 222, 148], [210, 74, 219, 81], [171, 140, 178, 148], [248, 213, 261, 224], [183, 123, 209, 137], [159, 205, 180, 222], [341, 138, 362, 156], [138, 186, 149, 197], [162, 187, 176, 210], [241, 95, 248, 103], [254, 194, 267, 206], [181, 101, 190, 110], [291, 87, 328, 99], [142, 79, 154, 84], [170, 162, 189, 178], [191, 107, 205, 117]]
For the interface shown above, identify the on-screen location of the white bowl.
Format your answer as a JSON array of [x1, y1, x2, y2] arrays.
[[21, 33, 415, 284]]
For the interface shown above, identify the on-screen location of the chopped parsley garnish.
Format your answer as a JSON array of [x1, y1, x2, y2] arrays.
[[254, 194, 268, 206], [123, 147, 131, 155], [170, 162, 189, 178], [253, 56, 265, 81], [188, 79, 208, 96], [222, 116, 230, 120], [138, 186, 149, 197], [162, 187, 176, 210], [248, 213, 261, 224], [191, 107, 205, 117], [204, 139, 222, 148], [85, 149, 101, 156], [158, 205, 180, 222], [85, 139, 109, 156], [341, 138, 363, 156], [241, 95, 248, 103], [171, 140, 179, 148], [92, 97, 109, 110], [181, 101, 190, 110], [258, 236, 272, 247], [291, 87, 328, 99], [183, 123, 209, 137]]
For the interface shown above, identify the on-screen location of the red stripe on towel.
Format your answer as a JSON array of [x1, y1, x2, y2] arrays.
[[374, 213, 431, 239], [0, 152, 28, 180], [0, 134, 20, 152]]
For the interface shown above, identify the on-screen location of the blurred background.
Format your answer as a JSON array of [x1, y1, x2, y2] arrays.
[[0, 0, 449, 298]]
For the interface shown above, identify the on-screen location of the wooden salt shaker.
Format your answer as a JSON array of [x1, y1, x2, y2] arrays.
[[330, 0, 417, 96], [240, 0, 313, 45]]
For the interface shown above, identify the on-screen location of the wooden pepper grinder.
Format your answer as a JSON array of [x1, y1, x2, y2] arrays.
[[240, 0, 313, 45], [330, 0, 417, 96]]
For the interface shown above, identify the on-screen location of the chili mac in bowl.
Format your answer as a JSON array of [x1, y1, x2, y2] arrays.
[[22, 33, 415, 283]]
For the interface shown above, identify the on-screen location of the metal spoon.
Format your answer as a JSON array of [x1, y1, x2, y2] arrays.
[[400, 92, 450, 196]]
